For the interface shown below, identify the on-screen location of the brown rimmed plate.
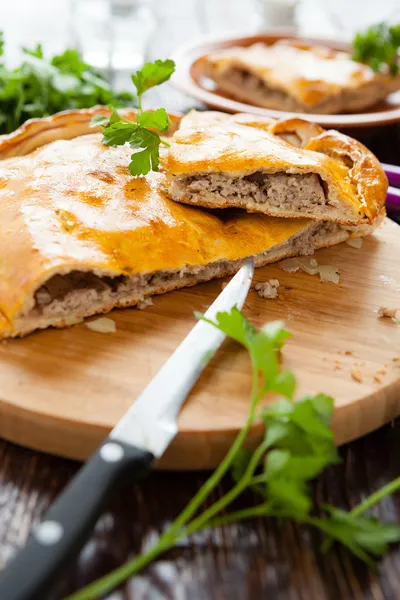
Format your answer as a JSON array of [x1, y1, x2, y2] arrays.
[[171, 32, 400, 129]]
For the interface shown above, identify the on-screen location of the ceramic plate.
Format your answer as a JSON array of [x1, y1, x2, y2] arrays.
[[171, 32, 400, 129]]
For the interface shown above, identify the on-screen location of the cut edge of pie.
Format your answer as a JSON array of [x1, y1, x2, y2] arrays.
[[166, 111, 388, 226], [204, 42, 400, 114], [0, 108, 385, 339]]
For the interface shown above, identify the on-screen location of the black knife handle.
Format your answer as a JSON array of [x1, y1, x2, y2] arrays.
[[0, 439, 154, 600]]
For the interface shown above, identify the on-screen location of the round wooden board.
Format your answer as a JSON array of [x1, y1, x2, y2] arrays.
[[171, 32, 400, 129], [0, 219, 399, 470]]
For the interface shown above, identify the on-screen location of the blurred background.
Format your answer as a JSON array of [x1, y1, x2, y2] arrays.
[[3, 0, 400, 111]]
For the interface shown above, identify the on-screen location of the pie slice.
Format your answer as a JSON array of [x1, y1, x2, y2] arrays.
[[0, 109, 378, 339], [204, 41, 400, 114], [166, 110, 387, 225]]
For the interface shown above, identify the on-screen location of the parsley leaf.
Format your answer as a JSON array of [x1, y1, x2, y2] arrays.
[[93, 60, 175, 177], [352, 23, 400, 75], [131, 59, 175, 105], [197, 306, 257, 349], [102, 122, 136, 146], [128, 128, 161, 176], [0, 35, 134, 134], [90, 114, 111, 128], [137, 108, 170, 132], [314, 507, 400, 565], [67, 307, 400, 600]]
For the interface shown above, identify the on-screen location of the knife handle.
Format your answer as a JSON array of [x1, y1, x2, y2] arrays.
[[0, 439, 154, 600]]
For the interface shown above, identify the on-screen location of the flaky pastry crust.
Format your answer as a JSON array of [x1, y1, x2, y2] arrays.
[[0, 108, 383, 338], [166, 111, 387, 225], [204, 42, 400, 114]]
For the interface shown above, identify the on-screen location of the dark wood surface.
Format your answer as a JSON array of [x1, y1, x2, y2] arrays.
[[1, 1, 400, 598]]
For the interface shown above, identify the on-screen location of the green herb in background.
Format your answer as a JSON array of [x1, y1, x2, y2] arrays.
[[0, 33, 134, 134], [66, 307, 400, 600], [91, 59, 175, 176], [352, 23, 400, 75]]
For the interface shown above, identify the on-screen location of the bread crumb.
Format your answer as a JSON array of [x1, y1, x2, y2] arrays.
[[345, 350, 353, 356], [334, 364, 342, 371], [345, 237, 363, 249], [279, 258, 300, 273], [351, 366, 363, 383], [297, 257, 319, 275], [376, 367, 387, 375], [138, 297, 153, 310], [221, 281, 228, 290], [318, 265, 340, 284], [378, 307, 400, 319], [255, 279, 280, 299], [86, 317, 116, 333], [392, 356, 400, 362], [374, 374, 382, 383]]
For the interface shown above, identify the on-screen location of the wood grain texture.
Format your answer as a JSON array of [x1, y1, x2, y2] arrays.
[[0, 220, 398, 469], [1, 421, 400, 600]]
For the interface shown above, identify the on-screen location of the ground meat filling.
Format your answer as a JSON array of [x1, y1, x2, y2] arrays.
[[29, 220, 342, 322], [30, 263, 233, 319], [223, 67, 291, 106], [217, 67, 336, 113], [172, 171, 340, 217]]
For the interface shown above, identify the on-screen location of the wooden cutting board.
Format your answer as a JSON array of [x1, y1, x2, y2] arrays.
[[0, 219, 399, 470]]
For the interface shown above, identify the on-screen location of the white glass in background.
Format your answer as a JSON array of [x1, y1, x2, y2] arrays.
[[258, 0, 298, 30], [296, 0, 400, 41], [69, 0, 156, 75]]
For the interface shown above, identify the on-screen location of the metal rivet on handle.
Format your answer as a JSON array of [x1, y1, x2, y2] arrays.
[[100, 442, 124, 462], [34, 521, 64, 546]]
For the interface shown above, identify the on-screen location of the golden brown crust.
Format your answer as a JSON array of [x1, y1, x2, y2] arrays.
[[205, 42, 400, 114], [2, 219, 358, 340], [303, 129, 387, 224], [0, 109, 315, 337], [166, 111, 387, 225], [0, 108, 384, 338], [0, 106, 181, 158]]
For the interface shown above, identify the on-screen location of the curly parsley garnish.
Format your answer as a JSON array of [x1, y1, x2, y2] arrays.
[[67, 308, 400, 600], [352, 23, 400, 75], [91, 59, 175, 177]]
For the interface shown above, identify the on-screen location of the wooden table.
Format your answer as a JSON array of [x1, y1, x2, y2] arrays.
[[1, 1, 400, 598]]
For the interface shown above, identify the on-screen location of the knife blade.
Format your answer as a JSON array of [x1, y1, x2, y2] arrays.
[[0, 259, 254, 600], [111, 257, 255, 458]]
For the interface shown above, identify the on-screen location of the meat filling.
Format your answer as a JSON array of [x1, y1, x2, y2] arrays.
[[170, 171, 346, 219], [216, 67, 334, 113], [224, 67, 293, 107], [29, 220, 342, 324]]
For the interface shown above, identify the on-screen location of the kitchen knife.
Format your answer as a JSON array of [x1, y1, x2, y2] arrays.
[[0, 259, 254, 600]]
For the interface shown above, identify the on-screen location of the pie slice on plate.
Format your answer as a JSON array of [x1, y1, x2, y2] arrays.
[[0, 108, 378, 338], [204, 41, 400, 114], [166, 110, 387, 225]]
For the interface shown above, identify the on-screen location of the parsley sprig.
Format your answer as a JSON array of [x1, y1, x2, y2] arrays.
[[0, 33, 133, 134], [91, 59, 175, 176], [67, 308, 400, 600], [352, 23, 400, 75]]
